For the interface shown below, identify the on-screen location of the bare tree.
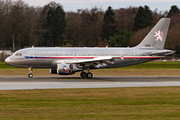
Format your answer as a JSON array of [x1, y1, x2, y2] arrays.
[[66, 7, 104, 47], [114, 6, 138, 33]]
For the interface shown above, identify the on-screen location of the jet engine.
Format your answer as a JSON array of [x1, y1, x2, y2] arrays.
[[56, 64, 81, 75]]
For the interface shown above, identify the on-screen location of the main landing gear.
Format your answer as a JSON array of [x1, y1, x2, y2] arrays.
[[28, 67, 33, 78], [80, 71, 93, 79]]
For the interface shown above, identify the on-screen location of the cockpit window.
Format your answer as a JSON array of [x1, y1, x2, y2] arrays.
[[15, 53, 22, 56]]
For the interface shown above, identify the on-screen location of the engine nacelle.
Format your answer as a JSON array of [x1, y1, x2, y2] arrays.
[[56, 64, 79, 75]]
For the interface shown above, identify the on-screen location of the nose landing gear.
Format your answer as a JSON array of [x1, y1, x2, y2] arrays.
[[28, 73, 33, 78], [28, 67, 33, 78]]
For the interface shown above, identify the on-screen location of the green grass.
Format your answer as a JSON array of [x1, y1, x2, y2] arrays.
[[121, 61, 180, 69], [0, 62, 23, 69], [0, 87, 180, 120]]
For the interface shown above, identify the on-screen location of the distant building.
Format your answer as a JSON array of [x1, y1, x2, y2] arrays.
[[0, 50, 12, 62]]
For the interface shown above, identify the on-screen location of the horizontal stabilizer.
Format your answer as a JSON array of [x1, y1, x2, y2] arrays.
[[149, 50, 174, 56]]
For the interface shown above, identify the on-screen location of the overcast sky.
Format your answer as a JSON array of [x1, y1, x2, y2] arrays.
[[23, 0, 180, 12]]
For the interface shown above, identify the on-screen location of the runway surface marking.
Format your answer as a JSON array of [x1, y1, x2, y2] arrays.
[[0, 76, 180, 90]]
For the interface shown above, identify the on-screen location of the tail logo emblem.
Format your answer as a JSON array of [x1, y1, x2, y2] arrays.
[[154, 30, 164, 41]]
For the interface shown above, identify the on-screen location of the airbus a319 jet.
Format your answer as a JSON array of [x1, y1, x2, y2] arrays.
[[5, 18, 174, 78]]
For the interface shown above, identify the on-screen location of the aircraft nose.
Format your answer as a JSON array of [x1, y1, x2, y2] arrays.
[[5, 57, 11, 65]]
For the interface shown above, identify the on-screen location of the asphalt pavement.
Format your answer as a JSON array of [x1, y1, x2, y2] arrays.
[[0, 76, 180, 90]]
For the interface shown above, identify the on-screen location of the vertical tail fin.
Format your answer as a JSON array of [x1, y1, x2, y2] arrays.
[[136, 18, 171, 49]]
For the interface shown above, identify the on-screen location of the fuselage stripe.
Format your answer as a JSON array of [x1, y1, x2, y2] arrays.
[[25, 56, 164, 59]]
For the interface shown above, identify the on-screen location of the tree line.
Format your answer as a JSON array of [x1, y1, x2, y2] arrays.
[[0, 0, 180, 53]]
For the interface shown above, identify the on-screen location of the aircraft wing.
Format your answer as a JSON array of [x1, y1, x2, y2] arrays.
[[64, 56, 115, 68], [149, 50, 174, 56]]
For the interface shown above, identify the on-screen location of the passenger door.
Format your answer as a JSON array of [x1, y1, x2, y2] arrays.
[[133, 50, 139, 60], [28, 50, 34, 60]]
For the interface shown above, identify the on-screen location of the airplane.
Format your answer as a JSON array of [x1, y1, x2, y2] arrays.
[[5, 18, 174, 78]]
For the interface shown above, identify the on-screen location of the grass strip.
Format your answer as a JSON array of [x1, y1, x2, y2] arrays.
[[0, 62, 23, 69], [120, 61, 180, 69], [0, 87, 180, 120], [1, 61, 180, 69], [1, 69, 180, 76], [1, 61, 180, 76]]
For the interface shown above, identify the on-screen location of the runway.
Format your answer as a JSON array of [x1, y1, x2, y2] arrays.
[[0, 76, 180, 90]]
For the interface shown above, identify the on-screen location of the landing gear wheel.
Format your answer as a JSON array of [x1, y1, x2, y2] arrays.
[[87, 73, 93, 79], [81, 72, 87, 78], [28, 73, 33, 78]]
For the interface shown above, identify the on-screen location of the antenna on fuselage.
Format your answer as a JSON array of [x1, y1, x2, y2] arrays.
[[106, 45, 108, 48], [32, 45, 34, 48]]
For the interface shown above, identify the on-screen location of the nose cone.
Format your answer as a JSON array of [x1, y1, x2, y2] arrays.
[[5, 57, 11, 65]]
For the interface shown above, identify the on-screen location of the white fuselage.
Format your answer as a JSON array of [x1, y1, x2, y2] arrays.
[[5, 47, 167, 68]]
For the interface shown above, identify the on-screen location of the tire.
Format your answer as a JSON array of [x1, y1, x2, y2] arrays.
[[28, 73, 33, 78], [87, 73, 93, 79], [80, 72, 87, 78]]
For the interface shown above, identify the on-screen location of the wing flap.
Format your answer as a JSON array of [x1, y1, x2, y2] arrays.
[[64, 56, 114, 67]]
